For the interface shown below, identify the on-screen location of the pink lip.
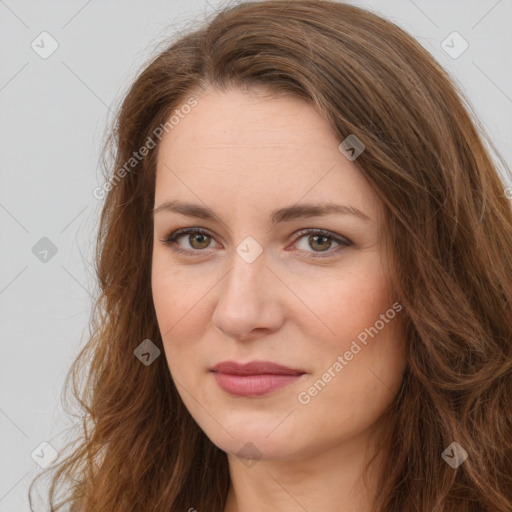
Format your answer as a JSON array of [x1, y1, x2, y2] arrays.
[[210, 360, 306, 397]]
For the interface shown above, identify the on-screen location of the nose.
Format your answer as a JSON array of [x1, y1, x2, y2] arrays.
[[211, 247, 285, 341]]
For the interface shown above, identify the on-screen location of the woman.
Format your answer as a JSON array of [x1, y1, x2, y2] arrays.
[[30, 0, 512, 510]]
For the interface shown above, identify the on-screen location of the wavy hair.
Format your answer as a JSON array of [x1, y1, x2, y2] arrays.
[[29, 0, 512, 510]]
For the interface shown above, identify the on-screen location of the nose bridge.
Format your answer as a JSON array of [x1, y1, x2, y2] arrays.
[[212, 238, 283, 337], [222, 240, 269, 301]]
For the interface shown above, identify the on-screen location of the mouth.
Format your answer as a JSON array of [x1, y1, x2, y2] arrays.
[[209, 360, 307, 397]]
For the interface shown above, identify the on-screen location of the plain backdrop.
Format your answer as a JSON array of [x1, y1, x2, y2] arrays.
[[1, 0, 511, 510]]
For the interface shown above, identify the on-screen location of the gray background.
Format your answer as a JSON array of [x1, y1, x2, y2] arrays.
[[1, 0, 511, 510]]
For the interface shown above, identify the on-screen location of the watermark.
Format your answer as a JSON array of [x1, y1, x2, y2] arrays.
[[236, 441, 263, 468], [441, 31, 469, 60], [297, 301, 403, 405], [442, 441, 468, 468], [338, 134, 365, 161], [505, 186, 512, 199], [236, 236, 263, 263], [31, 441, 59, 469], [134, 338, 161, 366], [32, 236, 58, 263], [31, 31, 59, 59], [93, 96, 198, 200]]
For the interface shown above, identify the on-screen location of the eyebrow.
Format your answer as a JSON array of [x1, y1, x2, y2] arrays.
[[152, 200, 371, 225]]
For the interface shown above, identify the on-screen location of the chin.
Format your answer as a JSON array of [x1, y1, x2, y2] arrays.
[[208, 429, 294, 462]]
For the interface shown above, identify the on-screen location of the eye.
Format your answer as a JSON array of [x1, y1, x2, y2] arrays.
[[159, 227, 352, 258], [159, 227, 219, 255], [291, 228, 352, 258]]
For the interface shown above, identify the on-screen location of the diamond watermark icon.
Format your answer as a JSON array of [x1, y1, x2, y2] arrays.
[[30, 441, 59, 469], [441, 31, 469, 59], [32, 237, 58, 263], [236, 236, 263, 264], [338, 134, 365, 161], [441, 441, 468, 468], [134, 339, 161, 366], [31, 31, 59, 59], [236, 442, 262, 468]]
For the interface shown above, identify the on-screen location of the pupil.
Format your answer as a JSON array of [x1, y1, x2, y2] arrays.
[[312, 235, 330, 251], [192, 234, 208, 248]]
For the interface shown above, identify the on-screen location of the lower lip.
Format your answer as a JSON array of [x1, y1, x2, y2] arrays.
[[211, 372, 304, 397]]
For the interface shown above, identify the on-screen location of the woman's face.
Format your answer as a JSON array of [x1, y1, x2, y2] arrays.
[[151, 86, 406, 463]]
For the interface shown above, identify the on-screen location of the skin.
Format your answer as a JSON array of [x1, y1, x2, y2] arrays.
[[151, 86, 407, 512]]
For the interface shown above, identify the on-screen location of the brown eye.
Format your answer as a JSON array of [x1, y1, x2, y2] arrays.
[[161, 227, 351, 259], [187, 232, 211, 250], [308, 234, 332, 252], [160, 227, 219, 255], [292, 229, 352, 258]]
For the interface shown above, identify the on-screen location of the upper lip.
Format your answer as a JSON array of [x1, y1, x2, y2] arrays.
[[210, 360, 305, 376]]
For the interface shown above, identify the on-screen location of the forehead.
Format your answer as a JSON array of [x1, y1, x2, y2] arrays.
[[154, 87, 380, 222], [158, 87, 342, 160]]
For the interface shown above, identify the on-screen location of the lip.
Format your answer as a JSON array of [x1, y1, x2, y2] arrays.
[[210, 360, 306, 397]]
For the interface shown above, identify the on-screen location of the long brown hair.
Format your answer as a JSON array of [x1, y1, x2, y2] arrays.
[[29, 1, 512, 510]]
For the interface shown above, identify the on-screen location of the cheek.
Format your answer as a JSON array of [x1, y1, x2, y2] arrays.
[[294, 267, 405, 440], [151, 254, 215, 369], [151, 252, 206, 330], [287, 256, 394, 347]]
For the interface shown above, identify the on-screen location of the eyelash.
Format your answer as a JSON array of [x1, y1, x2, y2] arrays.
[[159, 227, 352, 259]]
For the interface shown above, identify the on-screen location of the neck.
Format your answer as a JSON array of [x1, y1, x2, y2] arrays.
[[223, 420, 389, 512]]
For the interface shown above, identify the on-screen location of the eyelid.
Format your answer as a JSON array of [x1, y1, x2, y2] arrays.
[[161, 227, 222, 250], [159, 226, 352, 257], [293, 228, 352, 248]]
